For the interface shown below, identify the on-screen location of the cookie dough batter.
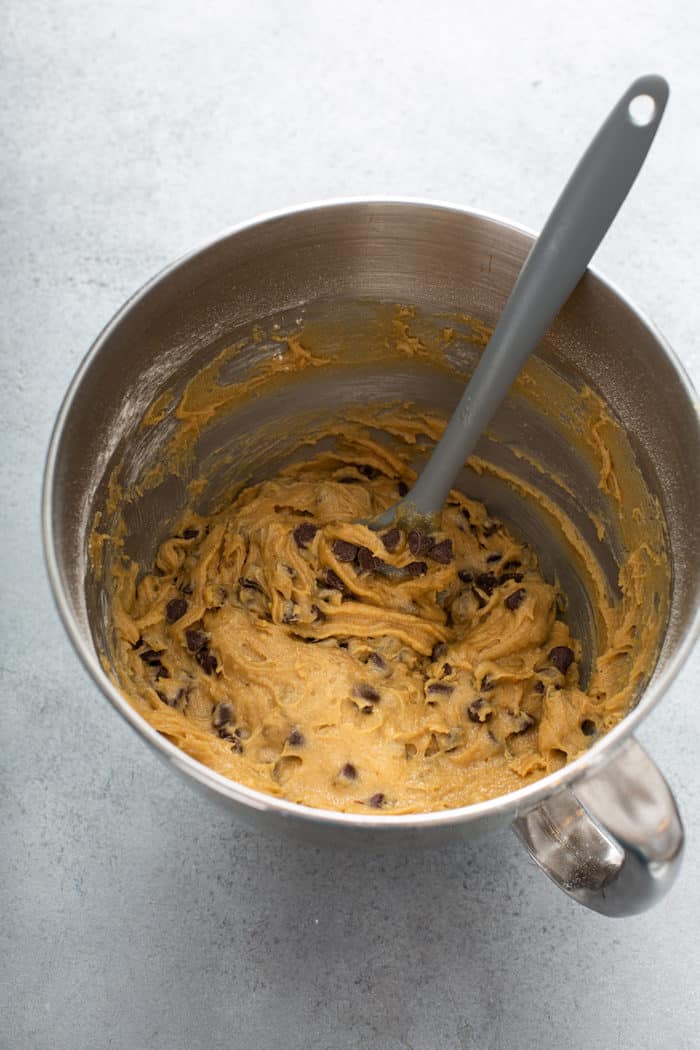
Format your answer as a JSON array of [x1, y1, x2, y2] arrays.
[[111, 430, 612, 813]]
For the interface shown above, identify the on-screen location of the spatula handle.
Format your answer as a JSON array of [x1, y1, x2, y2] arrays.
[[405, 74, 669, 519]]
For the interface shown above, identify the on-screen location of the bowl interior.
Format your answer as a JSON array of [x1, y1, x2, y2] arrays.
[[47, 203, 700, 795]]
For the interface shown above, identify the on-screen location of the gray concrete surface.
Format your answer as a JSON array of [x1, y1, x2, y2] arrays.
[[2, 2, 699, 1048]]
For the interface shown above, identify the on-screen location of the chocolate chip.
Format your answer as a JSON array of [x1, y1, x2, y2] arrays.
[[461, 507, 471, 520], [368, 793, 385, 808], [282, 601, 298, 624], [357, 546, 383, 572], [408, 529, 433, 556], [356, 684, 380, 702], [442, 662, 453, 676], [397, 481, 409, 497], [431, 642, 447, 661], [424, 731, 440, 753], [474, 572, 498, 595], [205, 586, 227, 610], [240, 577, 263, 592], [212, 702, 234, 728], [471, 587, 487, 609], [361, 705, 374, 714], [482, 523, 499, 537], [581, 719, 596, 736], [358, 464, 381, 479], [338, 476, 360, 484], [481, 675, 495, 691], [444, 729, 464, 753], [324, 568, 347, 591], [156, 689, 183, 708], [228, 735, 244, 753], [287, 729, 304, 746], [427, 682, 454, 695], [457, 569, 474, 584], [533, 680, 545, 694], [142, 651, 167, 676], [140, 648, 165, 666], [182, 528, 199, 539], [293, 522, 318, 548], [407, 530, 421, 555], [504, 588, 526, 611], [186, 628, 208, 653], [368, 653, 386, 670], [486, 553, 502, 564], [165, 597, 188, 623], [381, 527, 401, 552], [404, 560, 427, 577], [467, 699, 492, 723], [428, 539, 454, 564], [510, 712, 535, 735], [340, 762, 357, 779], [333, 539, 359, 562], [131, 637, 144, 650], [499, 572, 524, 584], [310, 603, 325, 623], [549, 646, 575, 674], [502, 559, 521, 571], [196, 648, 218, 675]]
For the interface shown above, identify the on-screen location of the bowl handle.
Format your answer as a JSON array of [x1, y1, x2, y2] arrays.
[[512, 737, 684, 916]]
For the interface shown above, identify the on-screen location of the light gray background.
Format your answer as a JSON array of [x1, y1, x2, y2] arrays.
[[2, 2, 698, 1048]]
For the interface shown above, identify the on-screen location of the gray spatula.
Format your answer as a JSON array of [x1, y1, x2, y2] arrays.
[[370, 74, 669, 531]]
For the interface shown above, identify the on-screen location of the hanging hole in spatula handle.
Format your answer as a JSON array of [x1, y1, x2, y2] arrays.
[[622, 74, 669, 132], [625, 73, 671, 129], [628, 94, 657, 126]]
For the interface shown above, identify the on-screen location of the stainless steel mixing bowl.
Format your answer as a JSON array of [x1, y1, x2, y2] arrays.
[[43, 200, 700, 916]]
